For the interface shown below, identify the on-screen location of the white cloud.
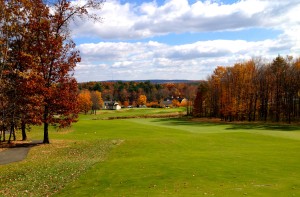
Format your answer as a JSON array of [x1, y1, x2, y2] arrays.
[[74, 36, 297, 81], [71, 0, 300, 39], [71, 0, 300, 82]]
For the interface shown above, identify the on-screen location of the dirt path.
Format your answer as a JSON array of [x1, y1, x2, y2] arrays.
[[0, 140, 42, 165]]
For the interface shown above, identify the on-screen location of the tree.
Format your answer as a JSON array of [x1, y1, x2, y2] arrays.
[[193, 81, 208, 117], [31, 0, 104, 143], [78, 90, 92, 114], [91, 91, 103, 114], [269, 55, 288, 122], [137, 95, 147, 106], [172, 99, 180, 108], [123, 101, 129, 108], [0, 0, 46, 142], [93, 82, 102, 92]]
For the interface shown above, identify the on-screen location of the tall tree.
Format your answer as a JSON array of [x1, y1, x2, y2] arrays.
[[31, 0, 103, 143], [193, 81, 208, 117], [269, 55, 288, 122], [137, 95, 147, 106], [78, 90, 92, 115], [91, 91, 103, 114]]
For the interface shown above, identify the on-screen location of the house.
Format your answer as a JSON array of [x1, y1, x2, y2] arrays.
[[162, 97, 185, 108], [162, 99, 172, 108], [103, 101, 121, 110]]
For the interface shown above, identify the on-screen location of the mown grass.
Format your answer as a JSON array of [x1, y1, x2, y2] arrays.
[[1, 109, 300, 196], [53, 118, 300, 197], [82, 107, 186, 120]]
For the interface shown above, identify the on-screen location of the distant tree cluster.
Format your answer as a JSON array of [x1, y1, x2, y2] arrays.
[[78, 81, 198, 108], [193, 56, 300, 123], [78, 90, 103, 114], [0, 0, 103, 144]]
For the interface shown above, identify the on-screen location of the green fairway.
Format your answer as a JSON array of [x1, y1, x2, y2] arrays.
[[81, 107, 186, 120], [54, 118, 300, 197], [1, 111, 300, 196]]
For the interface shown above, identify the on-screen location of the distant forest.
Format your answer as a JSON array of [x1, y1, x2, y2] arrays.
[[79, 55, 300, 123], [193, 55, 300, 123], [78, 80, 199, 104]]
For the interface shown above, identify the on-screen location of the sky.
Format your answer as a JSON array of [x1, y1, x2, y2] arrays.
[[70, 0, 300, 82]]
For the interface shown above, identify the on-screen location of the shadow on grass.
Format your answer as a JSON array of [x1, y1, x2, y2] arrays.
[[150, 117, 300, 132], [0, 140, 43, 149], [150, 117, 228, 127], [225, 124, 300, 132]]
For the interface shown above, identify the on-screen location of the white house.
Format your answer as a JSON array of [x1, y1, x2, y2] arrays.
[[103, 101, 121, 110]]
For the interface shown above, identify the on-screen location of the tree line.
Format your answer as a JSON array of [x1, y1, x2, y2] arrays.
[[193, 56, 300, 123], [0, 0, 102, 144], [78, 90, 103, 114], [78, 81, 198, 107]]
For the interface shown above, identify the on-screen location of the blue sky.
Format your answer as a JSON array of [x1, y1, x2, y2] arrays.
[[71, 0, 300, 82]]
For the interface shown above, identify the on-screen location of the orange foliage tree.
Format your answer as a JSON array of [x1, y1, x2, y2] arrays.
[[195, 56, 300, 123], [123, 101, 129, 108], [172, 99, 180, 108], [137, 95, 147, 106], [0, 0, 104, 143], [78, 90, 92, 114]]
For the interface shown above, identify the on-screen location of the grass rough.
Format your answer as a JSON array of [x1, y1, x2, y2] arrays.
[[0, 139, 121, 197]]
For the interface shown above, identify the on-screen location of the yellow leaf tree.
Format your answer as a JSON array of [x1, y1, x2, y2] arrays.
[[137, 95, 147, 106], [78, 90, 92, 114]]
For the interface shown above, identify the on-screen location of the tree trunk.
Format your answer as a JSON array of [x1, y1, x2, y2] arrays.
[[8, 123, 14, 144], [253, 95, 257, 121], [2, 127, 5, 142], [43, 105, 50, 144], [21, 121, 27, 141], [43, 122, 49, 144]]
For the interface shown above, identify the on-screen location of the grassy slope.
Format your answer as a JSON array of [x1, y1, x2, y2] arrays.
[[0, 108, 299, 196], [0, 108, 185, 196], [82, 107, 186, 120], [55, 118, 300, 197]]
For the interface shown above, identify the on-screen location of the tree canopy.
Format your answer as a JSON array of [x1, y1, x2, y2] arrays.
[[193, 56, 300, 123], [0, 0, 104, 144]]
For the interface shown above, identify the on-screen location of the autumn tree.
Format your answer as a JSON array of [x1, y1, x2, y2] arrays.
[[269, 56, 288, 122], [206, 66, 226, 118], [184, 84, 197, 116], [195, 56, 300, 123], [123, 101, 130, 108], [172, 99, 180, 108], [0, 0, 85, 143], [0, 0, 45, 142], [137, 95, 147, 106], [78, 90, 92, 114], [91, 91, 103, 114], [193, 81, 208, 117], [32, 0, 104, 143], [256, 61, 271, 121]]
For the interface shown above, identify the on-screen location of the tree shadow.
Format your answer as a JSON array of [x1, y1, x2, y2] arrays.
[[150, 118, 300, 132], [0, 140, 43, 149], [150, 117, 228, 127], [225, 124, 300, 132]]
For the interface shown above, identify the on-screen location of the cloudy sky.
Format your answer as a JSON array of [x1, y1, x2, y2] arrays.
[[71, 0, 300, 82]]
